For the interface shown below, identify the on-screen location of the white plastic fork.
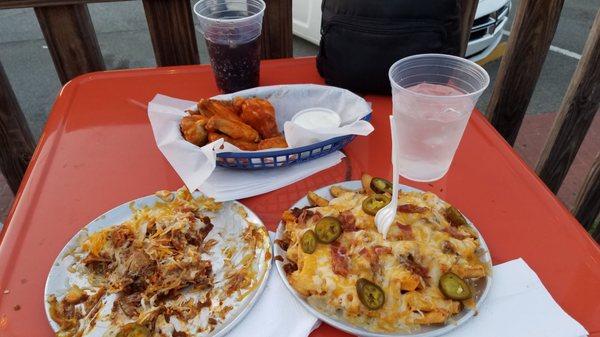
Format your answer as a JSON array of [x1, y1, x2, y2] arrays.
[[375, 115, 399, 239]]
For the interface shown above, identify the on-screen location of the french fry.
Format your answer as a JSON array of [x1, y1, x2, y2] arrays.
[[361, 173, 375, 194], [330, 185, 353, 198], [307, 191, 329, 207]]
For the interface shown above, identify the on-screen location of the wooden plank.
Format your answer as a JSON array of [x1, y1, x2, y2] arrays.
[[0, 62, 35, 194], [142, 0, 200, 66], [260, 0, 293, 59], [486, 0, 565, 145], [0, 0, 130, 10], [35, 4, 105, 84], [458, 0, 479, 57], [536, 10, 600, 192], [573, 154, 600, 233]]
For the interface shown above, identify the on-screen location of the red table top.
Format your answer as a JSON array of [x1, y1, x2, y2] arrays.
[[0, 57, 598, 337]]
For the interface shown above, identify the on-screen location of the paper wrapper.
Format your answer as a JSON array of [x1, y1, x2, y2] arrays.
[[147, 84, 372, 197]]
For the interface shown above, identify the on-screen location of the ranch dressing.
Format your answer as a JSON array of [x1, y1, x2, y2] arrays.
[[292, 108, 341, 130]]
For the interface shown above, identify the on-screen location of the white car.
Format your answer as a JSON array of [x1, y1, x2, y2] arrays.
[[292, 0, 511, 62]]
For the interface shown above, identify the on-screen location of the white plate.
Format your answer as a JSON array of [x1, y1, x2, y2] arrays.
[[274, 181, 492, 337], [45, 191, 272, 337]]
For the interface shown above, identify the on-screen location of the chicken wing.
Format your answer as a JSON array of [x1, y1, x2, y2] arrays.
[[232, 96, 246, 113], [206, 116, 260, 143], [258, 136, 288, 150], [197, 99, 243, 122], [180, 115, 208, 146], [240, 98, 280, 139], [208, 132, 258, 151]]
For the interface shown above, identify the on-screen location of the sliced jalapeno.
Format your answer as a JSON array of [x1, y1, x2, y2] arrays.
[[370, 177, 393, 194], [356, 278, 385, 310], [314, 217, 343, 243], [300, 230, 317, 254], [439, 272, 472, 300], [444, 206, 468, 227], [362, 194, 391, 216], [116, 323, 150, 337]]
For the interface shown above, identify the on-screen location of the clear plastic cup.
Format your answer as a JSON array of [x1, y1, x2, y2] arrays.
[[388, 54, 490, 182], [193, 0, 266, 93]]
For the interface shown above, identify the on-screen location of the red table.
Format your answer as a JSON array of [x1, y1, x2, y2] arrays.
[[0, 57, 598, 336]]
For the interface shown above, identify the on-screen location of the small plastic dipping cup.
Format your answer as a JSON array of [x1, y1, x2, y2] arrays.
[[388, 54, 489, 182], [194, 0, 265, 93]]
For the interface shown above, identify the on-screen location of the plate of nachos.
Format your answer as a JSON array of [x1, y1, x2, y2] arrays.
[[274, 175, 492, 336], [45, 187, 271, 337]]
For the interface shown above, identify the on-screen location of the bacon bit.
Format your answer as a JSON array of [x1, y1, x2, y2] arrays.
[[290, 206, 310, 218], [283, 261, 298, 274], [199, 217, 214, 238], [338, 211, 357, 232], [208, 317, 218, 325], [274, 255, 284, 262], [397, 204, 428, 213], [441, 241, 455, 254], [274, 238, 290, 251], [399, 254, 429, 279], [330, 244, 349, 277], [197, 296, 212, 309], [311, 211, 323, 224], [359, 247, 380, 274], [442, 227, 471, 240], [13, 305, 20, 311], [396, 223, 415, 240], [373, 245, 392, 255], [298, 209, 315, 225], [173, 331, 189, 337]]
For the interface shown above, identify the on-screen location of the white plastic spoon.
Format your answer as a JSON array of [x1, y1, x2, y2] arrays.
[[375, 115, 399, 239]]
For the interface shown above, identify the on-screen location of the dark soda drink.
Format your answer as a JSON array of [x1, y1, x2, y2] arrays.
[[206, 37, 261, 93]]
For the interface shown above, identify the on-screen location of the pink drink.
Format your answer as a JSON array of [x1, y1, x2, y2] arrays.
[[393, 83, 473, 181]]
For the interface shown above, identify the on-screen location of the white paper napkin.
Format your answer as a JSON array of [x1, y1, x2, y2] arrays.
[[198, 151, 345, 202], [224, 233, 320, 337], [147, 85, 372, 198], [444, 258, 588, 337]]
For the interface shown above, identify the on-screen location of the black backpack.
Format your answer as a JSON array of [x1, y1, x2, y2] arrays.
[[316, 0, 462, 94]]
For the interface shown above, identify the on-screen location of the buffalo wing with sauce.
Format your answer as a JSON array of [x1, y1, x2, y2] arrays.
[[180, 97, 288, 150]]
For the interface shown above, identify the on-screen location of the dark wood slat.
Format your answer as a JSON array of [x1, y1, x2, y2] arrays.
[[536, 10, 600, 192], [142, 0, 200, 66], [0, 62, 35, 194], [486, 0, 565, 145], [35, 4, 105, 84], [573, 154, 600, 234], [260, 0, 293, 59], [0, 0, 130, 10], [458, 0, 479, 57]]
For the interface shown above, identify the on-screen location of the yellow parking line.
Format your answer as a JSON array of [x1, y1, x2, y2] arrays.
[[476, 42, 507, 66]]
